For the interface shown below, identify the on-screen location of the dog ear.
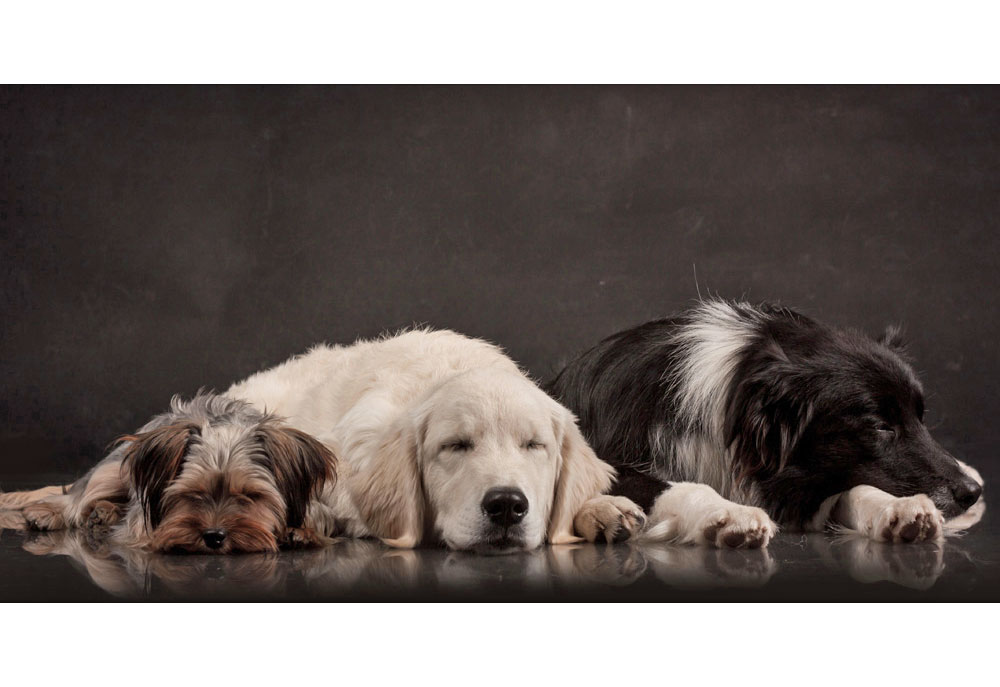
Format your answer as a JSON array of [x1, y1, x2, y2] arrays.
[[725, 350, 812, 486], [548, 407, 615, 545], [878, 324, 907, 352], [349, 415, 425, 548], [119, 422, 199, 528], [256, 424, 336, 528]]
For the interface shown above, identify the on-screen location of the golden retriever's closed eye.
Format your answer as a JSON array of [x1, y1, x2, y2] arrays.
[[225, 329, 626, 552]]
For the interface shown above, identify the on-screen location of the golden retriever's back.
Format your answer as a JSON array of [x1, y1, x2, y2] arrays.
[[226, 328, 522, 433]]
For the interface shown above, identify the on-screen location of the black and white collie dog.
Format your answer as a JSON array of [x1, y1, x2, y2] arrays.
[[548, 300, 985, 548]]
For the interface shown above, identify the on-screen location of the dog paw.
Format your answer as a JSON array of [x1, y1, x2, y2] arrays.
[[85, 500, 122, 530], [22, 502, 66, 531], [0, 509, 28, 530], [872, 495, 943, 543], [282, 527, 326, 549], [573, 495, 647, 544], [699, 504, 776, 549]]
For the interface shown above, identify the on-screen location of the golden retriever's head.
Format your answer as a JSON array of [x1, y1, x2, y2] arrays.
[[350, 368, 614, 553]]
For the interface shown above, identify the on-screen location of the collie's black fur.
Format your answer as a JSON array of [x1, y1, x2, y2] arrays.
[[548, 300, 983, 527]]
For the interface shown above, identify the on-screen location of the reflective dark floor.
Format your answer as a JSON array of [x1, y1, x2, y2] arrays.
[[1, 499, 997, 602]]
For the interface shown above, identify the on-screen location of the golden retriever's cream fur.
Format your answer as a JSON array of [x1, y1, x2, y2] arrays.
[[226, 329, 631, 551]]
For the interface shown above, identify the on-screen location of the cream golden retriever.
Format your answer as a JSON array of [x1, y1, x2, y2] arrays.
[[227, 329, 644, 552]]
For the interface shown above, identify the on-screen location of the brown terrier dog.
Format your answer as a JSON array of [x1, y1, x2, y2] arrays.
[[0, 393, 335, 553]]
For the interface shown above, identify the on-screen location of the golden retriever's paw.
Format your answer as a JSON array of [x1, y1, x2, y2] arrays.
[[698, 504, 776, 549], [573, 495, 647, 544], [872, 495, 943, 543], [23, 502, 66, 531]]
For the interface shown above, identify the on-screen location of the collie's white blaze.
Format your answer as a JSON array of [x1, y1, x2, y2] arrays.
[[666, 300, 757, 437], [654, 301, 759, 503]]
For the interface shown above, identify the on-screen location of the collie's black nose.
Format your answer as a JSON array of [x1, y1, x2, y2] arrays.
[[952, 479, 982, 510], [482, 488, 528, 527], [202, 529, 227, 549]]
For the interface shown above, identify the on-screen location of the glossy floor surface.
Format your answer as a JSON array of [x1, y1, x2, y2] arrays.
[[1, 489, 996, 602]]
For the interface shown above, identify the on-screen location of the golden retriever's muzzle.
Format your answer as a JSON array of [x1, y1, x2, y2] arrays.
[[474, 487, 530, 554]]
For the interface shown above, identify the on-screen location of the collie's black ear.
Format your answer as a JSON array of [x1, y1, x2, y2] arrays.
[[256, 425, 336, 528], [879, 324, 907, 352], [118, 422, 199, 528], [724, 351, 812, 486]]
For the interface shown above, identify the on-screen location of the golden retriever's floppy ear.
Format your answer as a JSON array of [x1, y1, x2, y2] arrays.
[[548, 408, 615, 544], [349, 415, 425, 549]]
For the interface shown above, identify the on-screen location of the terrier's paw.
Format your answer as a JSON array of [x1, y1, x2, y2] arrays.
[[699, 504, 776, 549], [22, 502, 66, 531], [574, 495, 647, 544], [0, 509, 28, 530], [872, 495, 943, 543], [85, 500, 122, 530], [282, 526, 327, 549]]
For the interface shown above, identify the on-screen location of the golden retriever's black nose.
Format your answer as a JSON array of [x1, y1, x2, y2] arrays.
[[482, 488, 528, 527], [952, 479, 982, 510], [202, 528, 227, 549]]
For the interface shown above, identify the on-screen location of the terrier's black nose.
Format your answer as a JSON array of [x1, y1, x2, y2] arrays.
[[952, 479, 983, 511], [202, 529, 227, 549], [482, 487, 529, 527]]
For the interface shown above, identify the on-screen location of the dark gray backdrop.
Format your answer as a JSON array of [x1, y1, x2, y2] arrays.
[[2, 86, 997, 487]]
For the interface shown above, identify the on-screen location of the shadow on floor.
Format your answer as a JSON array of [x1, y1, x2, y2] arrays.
[[1, 518, 996, 601]]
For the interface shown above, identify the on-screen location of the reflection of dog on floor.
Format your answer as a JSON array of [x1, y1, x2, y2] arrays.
[[22, 528, 287, 599], [642, 545, 778, 588], [811, 534, 945, 590], [0, 393, 335, 554], [292, 539, 422, 593]]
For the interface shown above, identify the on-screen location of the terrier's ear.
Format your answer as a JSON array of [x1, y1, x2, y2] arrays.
[[256, 424, 336, 528], [119, 422, 199, 528]]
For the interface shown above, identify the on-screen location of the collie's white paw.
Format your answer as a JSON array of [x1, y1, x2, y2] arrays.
[[647, 482, 777, 548], [872, 494, 943, 543], [698, 504, 776, 549]]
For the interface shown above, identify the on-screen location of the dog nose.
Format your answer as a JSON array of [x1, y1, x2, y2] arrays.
[[952, 479, 982, 511], [202, 529, 227, 549], [482, 487, 529, 527]]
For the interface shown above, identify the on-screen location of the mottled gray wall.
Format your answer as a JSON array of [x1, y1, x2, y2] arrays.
[[2, 86, 997, 481]]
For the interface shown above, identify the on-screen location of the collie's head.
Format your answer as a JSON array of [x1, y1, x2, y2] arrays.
[[725, 307, 982, 522], [120, 394, 334, 554]]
